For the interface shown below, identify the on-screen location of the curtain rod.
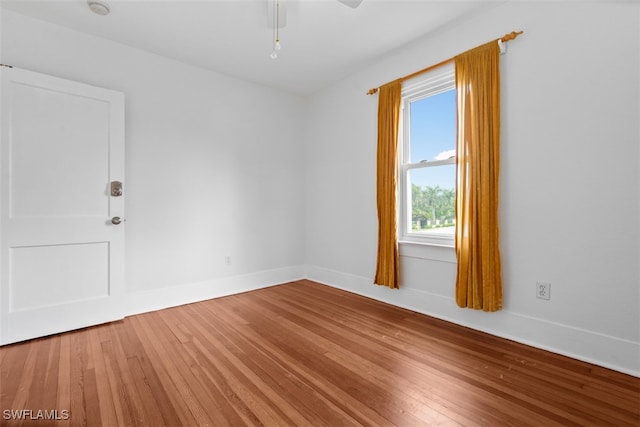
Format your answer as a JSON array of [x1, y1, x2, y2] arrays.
[[366, 30, 523, 95]]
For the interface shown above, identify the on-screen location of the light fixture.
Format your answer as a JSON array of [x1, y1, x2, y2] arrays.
[[88, 0, 110, 16], [270, 0, 281, 59], [337, 0, 364, 8]]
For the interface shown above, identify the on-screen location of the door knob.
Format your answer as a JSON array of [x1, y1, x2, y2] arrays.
[[110, 181, 123, 197], [111, 216, 122, 225]]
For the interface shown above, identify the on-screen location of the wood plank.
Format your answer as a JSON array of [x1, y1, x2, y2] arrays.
[[243, 284, 556, 425], [180, 302, 363, 426], [126, 315, 202, 426], [272, 282, 636, 424], [0, 280, 637, 426], [87, 327, 118, 427], [133, 312, 219, 426], [0, 340, 30, 410], [56, 334, 72, 422]]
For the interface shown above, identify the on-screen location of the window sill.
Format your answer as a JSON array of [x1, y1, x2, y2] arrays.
[[398, 240, 456, 264]]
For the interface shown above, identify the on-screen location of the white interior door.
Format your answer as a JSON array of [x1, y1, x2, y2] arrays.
[[0, 67, 125, 345]]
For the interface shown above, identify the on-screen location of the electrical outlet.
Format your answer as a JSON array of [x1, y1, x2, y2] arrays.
[[536, 281, 551, 300], [225, 255, 231, 266]]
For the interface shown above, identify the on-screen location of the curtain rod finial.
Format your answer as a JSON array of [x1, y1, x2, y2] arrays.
[[501, 30, 524, 43], [367, 88, 379, 95]]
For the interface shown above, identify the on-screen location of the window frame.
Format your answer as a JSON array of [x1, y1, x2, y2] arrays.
[[398, 63, 456, 247]]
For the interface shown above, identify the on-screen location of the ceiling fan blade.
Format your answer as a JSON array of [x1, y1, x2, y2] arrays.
[[337, 0, 364, 8]]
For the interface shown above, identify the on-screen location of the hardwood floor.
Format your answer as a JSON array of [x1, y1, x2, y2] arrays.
[[1, 280, 638, 426]]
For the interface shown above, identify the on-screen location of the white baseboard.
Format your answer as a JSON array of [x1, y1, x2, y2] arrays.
[[305, 264, 640, 378], [126, 265, 305, 317]]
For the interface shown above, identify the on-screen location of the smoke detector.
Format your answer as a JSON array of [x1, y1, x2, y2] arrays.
[[88, 0, 110, 16]]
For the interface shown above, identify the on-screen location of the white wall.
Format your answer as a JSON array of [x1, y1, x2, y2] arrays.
[[1, 9, 306, 313], [304, 1, 640, 376]]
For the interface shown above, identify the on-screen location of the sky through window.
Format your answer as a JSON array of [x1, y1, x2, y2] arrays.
[[409, 89, 456, 189]]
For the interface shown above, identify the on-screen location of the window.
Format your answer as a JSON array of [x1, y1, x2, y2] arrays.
[[399, 63, 456, 246]]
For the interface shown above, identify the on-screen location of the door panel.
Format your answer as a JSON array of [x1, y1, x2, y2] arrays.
[[0, 67, 125, 345], [10, 242, 110, 311], [10, 82, 110, 218]]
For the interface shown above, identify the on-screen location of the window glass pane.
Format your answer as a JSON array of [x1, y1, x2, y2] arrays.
[[409, 89, 456, 163], [408, 165, 456, 234]]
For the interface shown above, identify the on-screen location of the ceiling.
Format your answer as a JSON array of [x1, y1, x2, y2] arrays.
[[1, 0, 505, 95]]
